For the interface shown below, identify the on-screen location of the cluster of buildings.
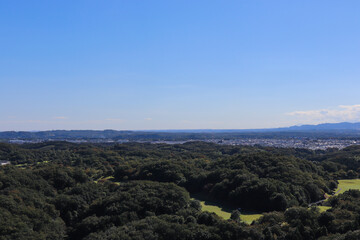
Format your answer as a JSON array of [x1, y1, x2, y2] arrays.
[[205, 138, 359, 150], [4, 138, 360, 150]]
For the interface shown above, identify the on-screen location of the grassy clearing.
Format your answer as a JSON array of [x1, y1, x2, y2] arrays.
[[95, 176, 114, 182], [198, 200, 231, 219], [94, 176, 120, 185], [316, 179, 360, 213], [193, 179, 360, 221], [15, 163, 28, 167], [36, 161, 49, 165], [240, 213, 263, 224], [191, 197, 262, 224], [318, 206, 331, 212], [335, 179, 360, 194], [15, 161, 49, 167]]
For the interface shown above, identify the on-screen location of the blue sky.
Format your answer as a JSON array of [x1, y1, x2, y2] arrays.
[[1, 0, 360, 130]]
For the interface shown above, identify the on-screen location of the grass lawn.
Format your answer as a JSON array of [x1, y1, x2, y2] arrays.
[[317, 179, 360, 213], [335, 179, 360, 194], [193, 179, 360, 222], [240, 212, 264, 224], [191, 197, 263, 224], [318, 206, 331, 213], [198, 200, 231, 219]]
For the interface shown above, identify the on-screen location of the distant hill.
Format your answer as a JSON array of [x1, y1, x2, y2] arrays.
[[152, 122, 360, 132], [0, 130, 134, 140], [278, 122, 360, 131], [1, 122, 360, 141]]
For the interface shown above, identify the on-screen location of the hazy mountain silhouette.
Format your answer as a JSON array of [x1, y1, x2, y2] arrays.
[[1, 122, 360, 140], [279, 122, 360, 131]]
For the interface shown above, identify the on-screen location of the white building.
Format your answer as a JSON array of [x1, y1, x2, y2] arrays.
[[0, 160, 10, 166]]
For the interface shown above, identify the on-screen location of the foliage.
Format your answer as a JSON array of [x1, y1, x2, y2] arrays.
[[0, 141, 360, 239]]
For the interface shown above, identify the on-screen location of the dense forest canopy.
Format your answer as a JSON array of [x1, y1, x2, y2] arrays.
[[1, 141, 360, 239]]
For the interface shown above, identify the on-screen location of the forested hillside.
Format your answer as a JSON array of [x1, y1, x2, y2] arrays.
[[1, 142, 360, 239]]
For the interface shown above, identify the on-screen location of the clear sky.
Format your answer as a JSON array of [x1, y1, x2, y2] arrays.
[[1, 0, 360, 131]]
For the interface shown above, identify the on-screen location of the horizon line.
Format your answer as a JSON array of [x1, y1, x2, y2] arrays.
[[0, 121, 358, 133]]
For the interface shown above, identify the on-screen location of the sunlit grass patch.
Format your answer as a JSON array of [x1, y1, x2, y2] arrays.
[[15, 163, 28, 167], [316, 179, 360, 212], [95, 176, 120, 185], [191, 197, 262, 224], [36, 161, 49, 164], [198, 200, 231, 219], [240, 212, 263, 224], [336, 179, 360, 195], [318, 206, 331, 212]]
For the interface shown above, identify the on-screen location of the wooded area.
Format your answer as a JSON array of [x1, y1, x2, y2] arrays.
[[1, 142, 360, 239]]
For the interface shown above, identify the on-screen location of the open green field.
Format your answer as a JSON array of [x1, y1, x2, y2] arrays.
[[193, 179, 360, 222], [198, 200, 231, 219], [316, 179, 360, 213], [191, 197, 263, 224], [335, 179, 360, 194], [240, 212, 263, 224], [318, 206, 331, 212]]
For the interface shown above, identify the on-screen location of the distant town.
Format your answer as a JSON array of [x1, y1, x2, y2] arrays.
[[205, 138, 359, 150], [5, 137, 360, 150], [3, 122, 360, 150]]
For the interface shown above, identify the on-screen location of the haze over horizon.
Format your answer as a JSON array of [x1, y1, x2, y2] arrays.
[[1, 1, 360, 131], [2, 121, 360, 133]]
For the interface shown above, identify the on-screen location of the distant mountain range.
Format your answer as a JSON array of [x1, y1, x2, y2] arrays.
[[1, 122, 360, 141], [277, 122, 360, 132], [156, 122, 360, 133]]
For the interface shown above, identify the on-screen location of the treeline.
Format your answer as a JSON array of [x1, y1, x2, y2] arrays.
[[0, 142, 353, 212]]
